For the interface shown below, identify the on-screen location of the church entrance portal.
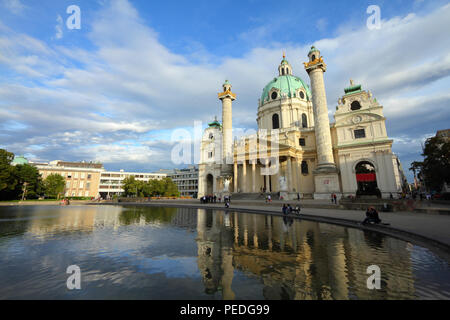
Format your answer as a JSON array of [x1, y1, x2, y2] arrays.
[[206, 174, 214, 195], [355, 161, 379, 197]]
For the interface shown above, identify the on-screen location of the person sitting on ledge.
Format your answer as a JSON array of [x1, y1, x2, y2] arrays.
[[362, 206, 382, 225], [292, 205, 301, 215]]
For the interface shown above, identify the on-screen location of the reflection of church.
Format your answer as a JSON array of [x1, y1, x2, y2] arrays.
[[199, 47, 406, 199], [195, 209, 415, 300]]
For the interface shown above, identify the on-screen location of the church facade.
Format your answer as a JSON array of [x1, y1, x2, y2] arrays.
[[198, 47, 406, 200]]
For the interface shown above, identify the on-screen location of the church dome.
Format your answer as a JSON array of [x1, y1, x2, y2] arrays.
[[261, 74, 311, 103]]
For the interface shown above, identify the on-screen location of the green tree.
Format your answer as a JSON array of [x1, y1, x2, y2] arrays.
[[161, 177, 180, 197], [122, 176, 141, 197], [13, 164, 43, 200], [417, 136, 450, 192], [0, 149, 17, 199], [43, 173, 66, 199]]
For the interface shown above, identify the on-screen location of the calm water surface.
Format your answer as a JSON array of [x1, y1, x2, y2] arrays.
[[0, 205, 449, 300]]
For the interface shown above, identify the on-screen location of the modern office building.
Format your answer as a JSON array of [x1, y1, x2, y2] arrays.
[[159, 166, 199, 198], [98, 170, 167, 199]]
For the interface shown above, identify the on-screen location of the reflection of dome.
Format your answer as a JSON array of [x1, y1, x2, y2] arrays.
[[261, 75, 311, 103], [12, 155, 29, 166]]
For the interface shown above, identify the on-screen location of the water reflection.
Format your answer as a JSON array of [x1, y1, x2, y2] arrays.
[[0, 205, 449, 300]]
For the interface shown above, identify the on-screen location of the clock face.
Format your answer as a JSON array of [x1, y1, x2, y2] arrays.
[[353, 116, 362, 124]]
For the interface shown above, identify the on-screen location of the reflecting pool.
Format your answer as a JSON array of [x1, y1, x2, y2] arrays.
[[0, 205, 449, 299]]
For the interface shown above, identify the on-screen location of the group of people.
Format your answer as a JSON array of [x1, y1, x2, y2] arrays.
[[200, 195, 218, 204], [330, 193, 338, 204], [281, 204, 301, 216], [60, 198, 70, 206]]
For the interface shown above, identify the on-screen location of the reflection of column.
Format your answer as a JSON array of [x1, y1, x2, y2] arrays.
[[327, 239, 349, 299], [197, 209, 206, 239], [234, 161, 238, 192], [253, 215, 258, 249], [267, 215, 272, 251], [287, 156, 293, 192], [221, 249, 235, 300], [242, 160, 247, 193], [252, 161, 256, 193], [244, 215, 248, 246], [234, 213, 239, 244]]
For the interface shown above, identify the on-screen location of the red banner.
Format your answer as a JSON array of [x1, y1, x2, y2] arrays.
[[356, 173, 376, 182]]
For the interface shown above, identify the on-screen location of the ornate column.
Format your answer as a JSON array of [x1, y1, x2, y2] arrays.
[[304, 46, 340, 199], [242, 160, 247, 193], [252, 161, 256, 193], [234, 161, 238, 193], [287, 156, 293, 192]]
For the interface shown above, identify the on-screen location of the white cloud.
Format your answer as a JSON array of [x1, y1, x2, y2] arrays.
[[2, 0, 26, 14], [55, 15, 64, 40], [0, 0, 449, 178]]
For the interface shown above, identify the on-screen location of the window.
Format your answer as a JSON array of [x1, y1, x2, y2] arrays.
[[282, 68, 285, 75], [68, 173, 72, 179], [66, 181, 71, 188], [271, 91, 278, 100], [86, 183, 91, 190], [311, 54, 316, 61], [354, 129, 366, 139], [80, 173, 85, 179], [301, 161, 309, 174], [299, 138, 306, 146], [351, 101, 361, 110], [208, 151, 213, 158], [87, 174, 92, 180], [79, 181, 84, 189], [272, 114, 280, 129], [85, 191, 90, 197], [302, 114, 308, 128], [299, 91, 305, 99], [74, 172, 79, 179]]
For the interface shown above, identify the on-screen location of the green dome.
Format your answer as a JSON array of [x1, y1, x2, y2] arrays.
[[261, 75, 311, 103], [12, 155, 28, 166]]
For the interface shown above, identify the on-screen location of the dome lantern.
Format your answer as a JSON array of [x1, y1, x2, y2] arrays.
[[278, 52, 293, 76]]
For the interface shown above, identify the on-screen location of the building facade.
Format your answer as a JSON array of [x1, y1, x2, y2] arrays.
[[98, 170, 167, 198], [199, 48, 405, 200], [161, 166, 199, 198], [35, 160, 104, 198]]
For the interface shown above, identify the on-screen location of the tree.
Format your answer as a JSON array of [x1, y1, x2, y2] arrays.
[[0, 149, 17, 199], [13, 164, 43, 200], [417, 136, 450, 192], [43, 173, 66, 199], [161, 177, 180, 197], [122, 176, 140, 197]]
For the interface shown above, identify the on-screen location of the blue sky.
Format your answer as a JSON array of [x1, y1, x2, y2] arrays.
[[1, 0, 450, 182]]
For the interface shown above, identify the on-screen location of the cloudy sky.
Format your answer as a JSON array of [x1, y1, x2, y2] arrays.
[[0, 0, 449, 181]]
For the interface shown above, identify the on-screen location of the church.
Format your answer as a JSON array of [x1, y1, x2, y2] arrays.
[[198, 47, 406, 200]]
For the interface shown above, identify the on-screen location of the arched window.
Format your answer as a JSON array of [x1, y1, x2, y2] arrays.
[[301, 161, 308, 174], [311, 54, 316, 61], [282, 68, 285, 75], [351, 101, 361, 110], [302, 113, 308, 128], [272, 114, 280, 129], [271, 91, 278, 100]]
